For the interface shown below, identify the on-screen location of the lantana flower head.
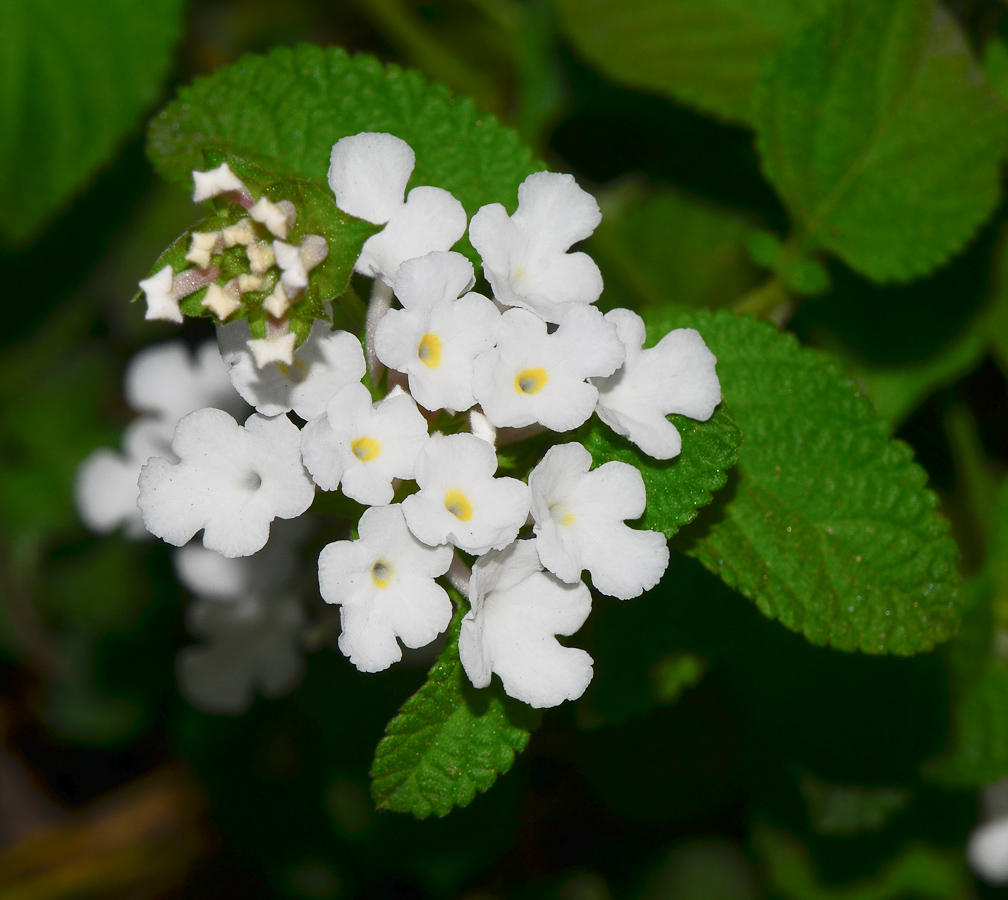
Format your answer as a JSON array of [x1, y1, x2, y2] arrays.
[[529, 442, 670, 599], [329, 132, 467, 285], [300, 382, 429, 505], [318, 504, 454, 673], [375, 251, 499, 412], [401, 432, 529, 555], [138, 409, 315, 557], [593, 308, 721, 459], [472, 304, 625, 431], [458, 540, 594, 708], [469, 171, 604, 323]]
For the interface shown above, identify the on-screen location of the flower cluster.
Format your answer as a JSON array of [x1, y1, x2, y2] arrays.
[[87, 132, 722, 710]]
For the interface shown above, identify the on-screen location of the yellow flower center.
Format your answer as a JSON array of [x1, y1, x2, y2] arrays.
[[371, 560, 391, 588], [418, 333, 442, 369], [514, 367, 548, 394], [444, 488, 473, 521], [351, 436, 381, 461], [277, 359, 308, 384], [549, 502, 576, 526]]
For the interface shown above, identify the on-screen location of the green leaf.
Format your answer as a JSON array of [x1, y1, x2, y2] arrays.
[[591, 183, 763, 311], [370, 599, 539, 818], [799, 774, 911, 837], [551, 0, 832, 125], [756, 0, 1008, 282], [581, 404, 740, 539], [754, 823, 971, 900], [0, 0, 185, 245], [983, 36, 1008, 103], [678, 310, 961, 655], [147, 45, 541, 265]]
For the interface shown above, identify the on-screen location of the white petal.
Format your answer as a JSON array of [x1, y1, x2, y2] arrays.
[[249, 197, 296, 239], [401, 433, 529, 555], [249, 333, 297, 368], [192, 163, 248, 203], [328, 132, 415, 225], [459, 540, 593, 708], [318, 505, 452, 673], [970, 817, 1008, 885], [594, 309, 721, 460], [140, 265, 182, 323], [138, 410, 315, 557]]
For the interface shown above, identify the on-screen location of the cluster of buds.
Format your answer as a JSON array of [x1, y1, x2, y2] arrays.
[[84, 132, 722, 710]]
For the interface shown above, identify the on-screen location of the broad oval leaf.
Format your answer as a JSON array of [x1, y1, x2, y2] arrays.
[[147, 45, 541, 264], [678, 310, 961, 655], [552, 0, 832, 126], [0, 0, 186, 245], [370, 600, 539, 818], [756, 0, 1008, 282]]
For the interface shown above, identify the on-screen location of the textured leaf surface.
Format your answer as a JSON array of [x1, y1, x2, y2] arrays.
[[680, 310, 961, 655], [756, 0, 1008, 281], [147, 45, 541, 264], [370, 601, 539, 818], [591, 184, 762, 311], [552, 0, 831, 125], [0, 0, 185, 244], [582, 404, 740, 540]]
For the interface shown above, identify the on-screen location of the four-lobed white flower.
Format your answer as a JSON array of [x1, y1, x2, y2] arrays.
[[458, 540, 594, 708], [318, 504, 453, 673], [138, 409, 315, 558], [376, 251, 499, 412], [219, 318, 366, 419], [402, 433, 530, 556], [329, 132, 467, 285], [300, 382, 429, 505], [473, 304, 625, 432], [529, 442, 670, 599], [593, 308, 722, 460], [469, 171, 603, 324]]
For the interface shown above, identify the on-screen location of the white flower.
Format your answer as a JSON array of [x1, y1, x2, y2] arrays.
[[593, 309, 721, 460], [401, 433, 529, 555], [124, 340, 244, 425], [472, 304, 624, 431], [529, 443, 669, 599], [375, 251, 499, 412], [139, 265, 182, 323], [249, 197, 296, 239], [248, 332, 297, 368], [469, 171, 603, 323], [300, 382, 429, 505], [219, 318, 366, 419], [318, 504, 453, 673], [274, 235, 329, 299], [969, 816, 1008, 886], [138, 410, 315, 558], [186, 231, 222, 269], [458, 540, 593, 708], [75, 418, 172, 538], [177, 593, 306, 714], [328, 132, 467, 285], [203, 283, 242, 320]]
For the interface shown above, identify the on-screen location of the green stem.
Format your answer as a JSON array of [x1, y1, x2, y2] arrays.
[[731, 277, 794, 322]]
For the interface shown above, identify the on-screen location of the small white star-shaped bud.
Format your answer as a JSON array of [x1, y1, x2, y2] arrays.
[[237, 273, 263, 293], [328, 132, 467, 285], [274, 234, 328, 298], [318, 504, 454, 673], [469, 171, 603, 323], [219, 318, 366, 419], [192, 163, 248, 203], [249, 197, 296, 239], [262, 282, 290, 318], [140, 265, 182, 323], [203, 283, 241, 320], [138, 410, 315, 558], [221, 217, 256, 247], [186, 231, 222, 269], [529, 442, 669, 599], [248, 332, 297, 368], [375, 251, 499, 412], [301, 382, 429, 505], [472, 304, 624, 431], [401, 432, 529, 556], [593, 308, 721, 460], [247, 241, 276, 274], [458, 540, 593, 708]]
